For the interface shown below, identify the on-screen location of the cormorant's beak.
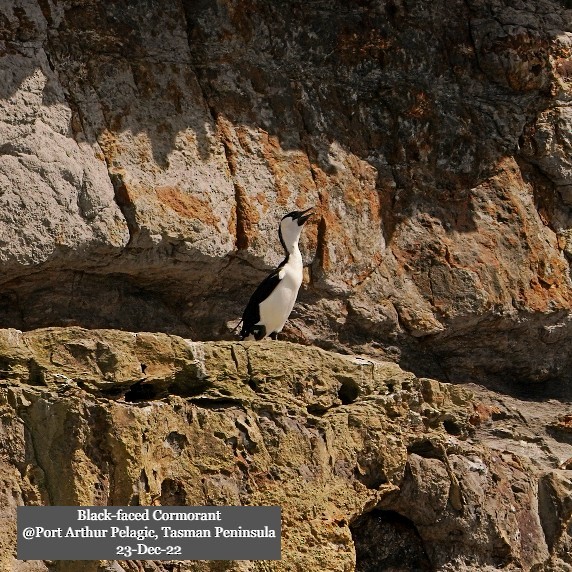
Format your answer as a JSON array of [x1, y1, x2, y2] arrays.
[[297, 207, 314, 226]]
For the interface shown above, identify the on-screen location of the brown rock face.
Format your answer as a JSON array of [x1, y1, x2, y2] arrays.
[[0, 0, 571, 392], [1, 328, 571, 571]]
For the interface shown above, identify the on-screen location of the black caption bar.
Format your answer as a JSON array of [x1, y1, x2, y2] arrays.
[[18, 506, 281, 561]]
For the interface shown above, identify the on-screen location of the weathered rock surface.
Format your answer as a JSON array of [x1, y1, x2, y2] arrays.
[[0, 0, 571, 391], [1, 2, 572, 569], [0, 327, 571, 571]]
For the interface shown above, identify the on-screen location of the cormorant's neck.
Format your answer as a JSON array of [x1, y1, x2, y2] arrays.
[[279, 227, 302, 257], [284, 243, 301, 260]]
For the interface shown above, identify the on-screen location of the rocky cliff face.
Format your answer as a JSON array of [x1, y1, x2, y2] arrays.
[[1, 0, 572, 570], [0, 0, 571, 392], [1, 328, 571, 571]]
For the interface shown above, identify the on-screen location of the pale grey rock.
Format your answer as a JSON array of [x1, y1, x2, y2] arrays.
[[0, 1, 128, 275], [522, 106, 572, 187]]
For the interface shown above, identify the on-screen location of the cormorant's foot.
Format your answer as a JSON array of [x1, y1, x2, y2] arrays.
[[253, 325, 267, 341], [269, 332, 278, 340]]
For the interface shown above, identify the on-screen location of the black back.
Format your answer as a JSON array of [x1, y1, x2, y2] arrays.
[[239, 257, 288, 340]]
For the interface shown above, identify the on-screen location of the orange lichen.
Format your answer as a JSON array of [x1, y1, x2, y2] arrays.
[[407, 91, 431, 119], [98, 129, 125, 163], [260, 133, 291, 206], [156, 185, 218, 227], [236, 126, 254, 154], [234, 183, 260, 250], [469, 403, 503, 427]]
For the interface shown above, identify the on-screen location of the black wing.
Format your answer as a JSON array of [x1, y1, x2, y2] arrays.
[[239, 261, 286, 340]]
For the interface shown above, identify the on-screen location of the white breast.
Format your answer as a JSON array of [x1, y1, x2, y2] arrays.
[[258, 256, 303, 335]]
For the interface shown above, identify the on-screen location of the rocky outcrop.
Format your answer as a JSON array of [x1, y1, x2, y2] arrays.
[[0, 0, 571, 391], [1, 328, 571, 571], [1, 3, 572, 570]]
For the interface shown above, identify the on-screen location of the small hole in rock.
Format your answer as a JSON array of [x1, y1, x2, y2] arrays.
[[160, 478, 187, 505], [124, 380, 161, 402], [165, 431, 188, 455], [339, 379, 359, 404], [443, 418, 462, 436]]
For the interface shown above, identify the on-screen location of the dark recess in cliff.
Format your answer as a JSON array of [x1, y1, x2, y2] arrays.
[[351, 509, 432, 572]]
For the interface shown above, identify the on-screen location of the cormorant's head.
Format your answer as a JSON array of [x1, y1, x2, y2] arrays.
[[279, 207, 313, 253]]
